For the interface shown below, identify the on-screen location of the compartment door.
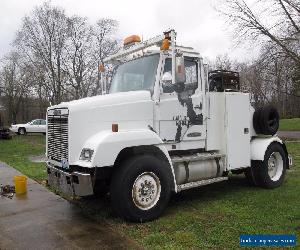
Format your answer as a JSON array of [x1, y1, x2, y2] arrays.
[[225, 93, 251, 170]]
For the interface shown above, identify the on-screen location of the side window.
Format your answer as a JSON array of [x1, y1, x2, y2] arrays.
[[32, 120, 39, 125], [162, 58, 198, 94], [185, 60, 197, 84], [40, 120, 46, 125]]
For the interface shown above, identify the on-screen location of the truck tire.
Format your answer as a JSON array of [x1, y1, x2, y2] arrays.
[[244, 161, 262, 186], [18, 127, 26, 135], [110, 155, 173, 222], [93, 180, 109, 197], [254, 142, 287, 189], [253, 105, 279, 135], [253, 107, 263, 134]]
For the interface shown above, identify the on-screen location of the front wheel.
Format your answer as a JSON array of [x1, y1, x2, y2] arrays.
[[110, 155, 173, 222], [18, 127, 26, 135], [254, 142, 287, 189]]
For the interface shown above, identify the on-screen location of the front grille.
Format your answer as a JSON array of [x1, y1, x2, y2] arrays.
[[47, 109, 69, 162]]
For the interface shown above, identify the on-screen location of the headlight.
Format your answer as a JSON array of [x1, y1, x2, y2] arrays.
[[80, 148, 94, 161]]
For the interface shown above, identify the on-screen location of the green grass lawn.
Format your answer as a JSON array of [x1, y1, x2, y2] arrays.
[[0, 135, 46, 180], [279, 118, 300, 131], [115, 141, 300, 249], [0, 135, 299, 249]]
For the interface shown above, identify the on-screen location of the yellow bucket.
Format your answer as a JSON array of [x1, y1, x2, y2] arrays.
[[14, 176, 27, 194]]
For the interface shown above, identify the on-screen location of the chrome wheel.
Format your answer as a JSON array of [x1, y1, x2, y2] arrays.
[[267, 152, 283, 181], [132, 172, 161, 210]]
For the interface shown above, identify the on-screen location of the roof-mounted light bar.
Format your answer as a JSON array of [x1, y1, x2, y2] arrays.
[[123, 35, 141, 47], [104, 29, 176, 63]]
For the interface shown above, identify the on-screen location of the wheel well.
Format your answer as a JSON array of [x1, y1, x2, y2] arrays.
[[114, 145, 170, 168], [93, 146, 170, 187], [281, 142, 290, 169], [18, 127, 26, 132], [112, 145, 175, 191]]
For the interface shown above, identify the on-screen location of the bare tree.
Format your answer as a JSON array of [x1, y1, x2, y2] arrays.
[[0, 1, 122, 125], [92, 19, 119, 94], [63, 16, 97, 99], [212, 54, 233, 70], [14, 2, 70, 104], [0, 52, 32, 123], [219, 0, 300, 64], [218, 0, 300, 117]]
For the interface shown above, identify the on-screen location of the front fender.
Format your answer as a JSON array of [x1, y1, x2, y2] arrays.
[[250, 136, 283, 161], [74, 129, 178, 192], [76, 129, 165, 168]]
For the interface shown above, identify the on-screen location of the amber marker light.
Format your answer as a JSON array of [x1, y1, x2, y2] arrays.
[[160, 39, 170, 51], [112, 124, 118, 132], [124, 35, 141, 46]]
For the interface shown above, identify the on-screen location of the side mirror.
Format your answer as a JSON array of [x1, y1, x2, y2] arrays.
[[161, 72, 174, 93], [162, 72, 172, 83], [175, 56, 186, 84]]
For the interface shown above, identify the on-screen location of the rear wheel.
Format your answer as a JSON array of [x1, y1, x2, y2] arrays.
[[248, 143, 287, 189], [18, 127, 26, 135], [110, 155, 173, 222]]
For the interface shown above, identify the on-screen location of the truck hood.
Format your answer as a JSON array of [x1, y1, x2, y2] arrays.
[[50, 90, 152, 113], [47, 90, 154, 165]]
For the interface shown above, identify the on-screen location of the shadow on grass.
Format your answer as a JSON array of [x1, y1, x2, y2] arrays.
[[72, 174, 253, 221], [171, 175, 251, 203]]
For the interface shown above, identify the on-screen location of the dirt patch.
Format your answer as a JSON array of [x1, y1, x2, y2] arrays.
[[28, 155, 47, 163], [278, 131, 300, 140]]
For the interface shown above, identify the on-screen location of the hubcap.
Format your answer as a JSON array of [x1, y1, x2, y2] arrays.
[[267, 152, 283, 181], [132, 172, 161, 210]]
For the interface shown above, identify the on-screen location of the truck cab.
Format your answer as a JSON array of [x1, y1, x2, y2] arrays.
[[46, 30, 290, 222]]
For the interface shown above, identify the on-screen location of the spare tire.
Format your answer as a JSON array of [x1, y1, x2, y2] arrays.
[[253, 107, 263, 134], [253, 105, 279, 135]]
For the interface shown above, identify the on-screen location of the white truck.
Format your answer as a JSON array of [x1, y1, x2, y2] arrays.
[[46, 30, 291, 222]]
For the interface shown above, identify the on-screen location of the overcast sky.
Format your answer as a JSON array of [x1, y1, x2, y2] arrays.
[[0, 0, 257, 61]]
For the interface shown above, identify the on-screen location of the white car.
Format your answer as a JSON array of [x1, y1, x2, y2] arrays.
[[10, 119, 46, 135]]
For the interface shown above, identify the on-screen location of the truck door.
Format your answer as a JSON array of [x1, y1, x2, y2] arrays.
[[156, 57, 205, 142]]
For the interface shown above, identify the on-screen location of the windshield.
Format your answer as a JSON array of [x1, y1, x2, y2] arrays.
[[109, 54, 160, 93]]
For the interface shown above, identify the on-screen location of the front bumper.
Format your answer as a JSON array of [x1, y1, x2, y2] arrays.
[[9, 127, 18, 133], [47, 162, 94, 196]]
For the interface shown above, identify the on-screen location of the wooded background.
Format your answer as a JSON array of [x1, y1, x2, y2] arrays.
[[0, 0, 299, 125]]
